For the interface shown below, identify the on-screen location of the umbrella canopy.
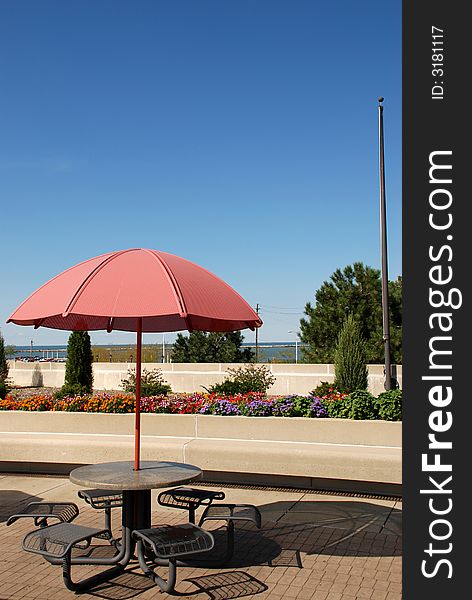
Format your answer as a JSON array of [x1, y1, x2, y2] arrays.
[[8, 248, 262, 469], [8, 248, 262, 333]]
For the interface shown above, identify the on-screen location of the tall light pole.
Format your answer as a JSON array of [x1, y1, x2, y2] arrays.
[[161, 333, 165, 363], [378, 97, 392, 390], [288, 331, 299, 364]]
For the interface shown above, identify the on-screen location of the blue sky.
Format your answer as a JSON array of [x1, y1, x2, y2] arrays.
[[0, 0, 401, 346]]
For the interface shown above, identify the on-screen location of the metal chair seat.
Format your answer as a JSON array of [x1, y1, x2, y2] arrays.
[[77, 489, 123, 545], [198, 503, 262, 565], [158, 487, 225, 523], [133, 524, 214, 559], [133, 524, 215, 593], [78, 489, 123, 510], [22, 522, 110, 560], [7, 502, 79, 527], [199, 503, 262, 528]]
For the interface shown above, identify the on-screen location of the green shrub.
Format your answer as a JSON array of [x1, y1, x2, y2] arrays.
[[377, 389, 402, 421], [205, 379, 244, 396], [323, 390, 377, 420], [121, 368, 172, 396], [348, 390, 378, 420], [283, 395, 312, 417], [291, 395, 313, 417], [324, 396, 352, 418], [204, 364, 276, 395], [54, 383, 90, 400], [311, 381, 341, 397], [334, 314, 368, 393], [0, 381, 8, 400], [63, 332, 94, 394]]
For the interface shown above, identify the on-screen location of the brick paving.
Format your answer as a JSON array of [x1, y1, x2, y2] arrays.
[[0, 475, 402, 600]]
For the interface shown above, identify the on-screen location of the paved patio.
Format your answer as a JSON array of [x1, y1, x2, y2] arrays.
[[0, 474, 401, 600]]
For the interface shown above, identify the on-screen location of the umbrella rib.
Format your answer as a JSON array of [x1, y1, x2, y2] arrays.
[[144, 250, 189, 319], [62, 249, 135, 317], [6, 251, 116, 323], [34, 318, 45, 329]]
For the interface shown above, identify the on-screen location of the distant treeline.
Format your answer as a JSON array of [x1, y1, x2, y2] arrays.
[[92, 345, 169, 363], [9, 343, 301, 364], [91, 344, 299, 364]]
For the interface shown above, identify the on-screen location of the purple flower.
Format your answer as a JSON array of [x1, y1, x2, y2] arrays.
[[309, 396, 328, 418]]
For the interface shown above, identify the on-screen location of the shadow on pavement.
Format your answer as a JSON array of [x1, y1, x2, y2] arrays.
[[85, 568, 154, 600], [258, 499, 402, 558], [0, 490, 42, 522], [1, 496, 401, 599], [84, 567, 269, 600], [185, 571, 268, 599]]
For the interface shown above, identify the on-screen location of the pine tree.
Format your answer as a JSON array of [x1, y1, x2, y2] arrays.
[[63, 331, 94, 393], [299, 263, 402, 363], [172, 331, 254, 363], [334, 314, 368, 393], [0, 332, 9, 384]]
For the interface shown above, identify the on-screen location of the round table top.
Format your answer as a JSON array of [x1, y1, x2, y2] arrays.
[[70, 460, 202, 491]]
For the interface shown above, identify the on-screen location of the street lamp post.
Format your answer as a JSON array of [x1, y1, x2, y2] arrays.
[[255, 304, 260, 363], [162, 333, 165, 363], [378, 97, 392, 390], [288, 331, 299, 364]]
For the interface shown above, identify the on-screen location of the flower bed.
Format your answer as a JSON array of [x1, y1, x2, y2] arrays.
[[0, 388, 402, 420]]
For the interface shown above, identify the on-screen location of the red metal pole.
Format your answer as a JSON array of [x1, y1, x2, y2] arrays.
[[134, 318, 143, 471]]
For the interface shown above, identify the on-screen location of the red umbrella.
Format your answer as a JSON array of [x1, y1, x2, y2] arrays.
[[7, 248, 262, 469]]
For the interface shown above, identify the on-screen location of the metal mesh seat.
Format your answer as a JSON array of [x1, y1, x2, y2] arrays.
[[22, 522, 110, 559], [77, 489, 123, 545], [158, 487, 225, 523], [198, 504, 262, 566], [7, 502, 79, 527], [199, 504, 262, 529], [133, 524, 214, 559], [78, 489, 123, 509]]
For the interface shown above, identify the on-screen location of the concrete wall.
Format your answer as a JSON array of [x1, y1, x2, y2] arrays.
[[0, 411, 402, 447], [7, 361, 402, 396], [0, 411, 402, 487]]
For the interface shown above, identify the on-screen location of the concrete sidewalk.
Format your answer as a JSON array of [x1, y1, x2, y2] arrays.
[[0, 474, 402, 600]]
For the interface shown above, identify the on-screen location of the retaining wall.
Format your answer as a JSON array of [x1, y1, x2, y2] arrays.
[[0, 411, 402, 494], [7, 361, 402, 396]]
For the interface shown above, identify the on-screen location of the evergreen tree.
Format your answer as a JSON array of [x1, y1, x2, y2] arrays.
[[0, 332, 9, 384], [63, 331, 94, 393], [172, 331, 254, 363], [334, 314, 368, 393], [299, 262, 402, 363]]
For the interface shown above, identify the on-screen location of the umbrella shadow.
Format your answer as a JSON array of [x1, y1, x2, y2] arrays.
[[201, 528, 284, 568], [0, 490, 42, 522], [258, 499, 402, 558], [196, 499, 401, 571]]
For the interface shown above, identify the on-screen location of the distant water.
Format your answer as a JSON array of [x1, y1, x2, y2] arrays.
[[242, 342, 308, 362], [11, 345, 68, 360], [10, 341, 306, 363]]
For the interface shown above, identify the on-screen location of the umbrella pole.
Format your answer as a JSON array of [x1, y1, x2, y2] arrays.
[[134, 318, 143, 471]]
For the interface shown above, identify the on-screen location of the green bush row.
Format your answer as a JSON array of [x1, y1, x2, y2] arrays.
[[325, 389, 402, 421]]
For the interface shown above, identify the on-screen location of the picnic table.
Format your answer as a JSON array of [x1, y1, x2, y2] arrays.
[[14, 460, 261, 594], [70, 460, 202, 532]]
